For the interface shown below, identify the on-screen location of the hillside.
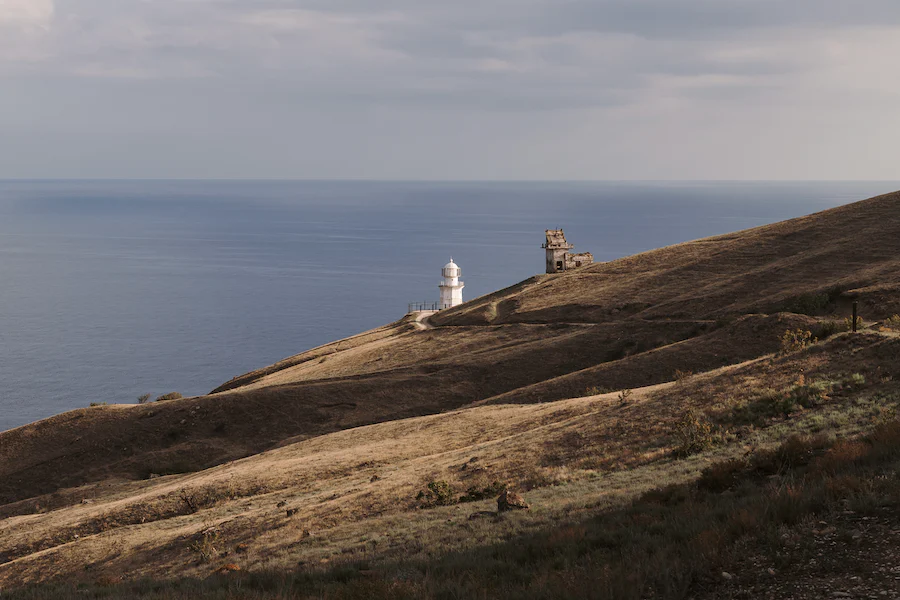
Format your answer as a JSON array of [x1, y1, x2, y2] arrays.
[[2, 190, 900, 597], [4, 191, 899, 508]]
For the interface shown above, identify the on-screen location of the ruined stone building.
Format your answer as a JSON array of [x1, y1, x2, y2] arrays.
[[542, 229, 594, 274]]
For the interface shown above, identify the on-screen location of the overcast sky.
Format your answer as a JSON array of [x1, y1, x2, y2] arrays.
[[1, 0, 898, 180]]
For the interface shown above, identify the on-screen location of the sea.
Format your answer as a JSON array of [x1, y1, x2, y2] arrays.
[[1, 180, 898, 432]]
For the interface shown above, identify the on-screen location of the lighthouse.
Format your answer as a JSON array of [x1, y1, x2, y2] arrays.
[[439, 259, 465, 309]]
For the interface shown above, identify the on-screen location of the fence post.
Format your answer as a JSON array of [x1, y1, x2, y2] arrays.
[[852, 301, 858, 333]]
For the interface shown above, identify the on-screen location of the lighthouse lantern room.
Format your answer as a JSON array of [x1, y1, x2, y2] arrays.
[[439, 259, 465, 309]]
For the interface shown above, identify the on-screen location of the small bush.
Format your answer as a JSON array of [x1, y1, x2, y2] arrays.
[[585, 386, 612, 396], [137, 394, 152, 405], [883, 315, 900, 331], [785, 292, 830, 315], [416, 481, 455, 508], [617, 389, 633, 406], [844, 316, 863, 331], [673, 369, 693, 385], [697, 458, 746, 492], [751, 434, 830, 474], [673, 410, 721, 458], [812, 440, 871, 475], [156, 392, 184, 402], [459, 481, 506, 503], [786, 380, 831, 409], [639, 483, 690, 506], [780, 329, 817, 354], [188, 529, 220, 563], [728, 388, 791, 425], [89, 402, 108, 408], [816, 319, 849, 339]]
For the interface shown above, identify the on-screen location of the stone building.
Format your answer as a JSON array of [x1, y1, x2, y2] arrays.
[[542, 229, 594, 274]]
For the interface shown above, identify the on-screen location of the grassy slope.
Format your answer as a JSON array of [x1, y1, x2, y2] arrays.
[[1, 331, 899, 594], [433, 190, 900, 326], [2, 190, 900, 595], [3, 191, 899, 506]]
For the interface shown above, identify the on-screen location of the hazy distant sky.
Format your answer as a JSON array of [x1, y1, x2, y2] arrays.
[[1, 0, 899, 180]]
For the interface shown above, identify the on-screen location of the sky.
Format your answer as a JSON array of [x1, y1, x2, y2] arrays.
[[1, 0, 899, 180]]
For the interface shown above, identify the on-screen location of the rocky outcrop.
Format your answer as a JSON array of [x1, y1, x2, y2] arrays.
[[497, 490, 529, 512]]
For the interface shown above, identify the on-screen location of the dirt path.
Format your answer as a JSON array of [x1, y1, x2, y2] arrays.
[[412, 311, 437, 330]]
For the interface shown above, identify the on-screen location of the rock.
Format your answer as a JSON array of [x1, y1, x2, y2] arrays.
[[721, 571, 733, 580], [148, 473, 161, 480], [370, 474, 381, 482], [497, 490, 529, 512], [286, 508, 299, 517], [276, 501, 286, 508]]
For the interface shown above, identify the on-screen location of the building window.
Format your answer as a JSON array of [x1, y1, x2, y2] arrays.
[[556, 261, 563, 271]]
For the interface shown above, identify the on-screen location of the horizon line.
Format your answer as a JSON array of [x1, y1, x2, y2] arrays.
[[2, 178, 900, 184]]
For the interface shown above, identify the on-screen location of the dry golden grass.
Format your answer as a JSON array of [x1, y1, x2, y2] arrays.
[[5, 192, 900, 505], [2, 329, 899, 588], [3, 190, 900, 593]]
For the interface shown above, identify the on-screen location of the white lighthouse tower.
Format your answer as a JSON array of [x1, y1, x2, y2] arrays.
[[439, 259, 465, 309]]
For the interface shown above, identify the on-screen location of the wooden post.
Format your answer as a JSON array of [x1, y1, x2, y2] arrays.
[[852, 301, 858, 332]]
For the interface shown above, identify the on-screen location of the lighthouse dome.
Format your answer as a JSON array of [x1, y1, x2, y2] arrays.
[[442, 259, 460, 277]]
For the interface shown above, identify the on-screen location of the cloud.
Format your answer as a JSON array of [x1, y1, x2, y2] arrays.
[[0, 0, 54, 26], [1, 0, 900, 178]]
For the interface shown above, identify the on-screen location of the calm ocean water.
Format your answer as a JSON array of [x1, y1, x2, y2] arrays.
[[1, 180, 898, 431]]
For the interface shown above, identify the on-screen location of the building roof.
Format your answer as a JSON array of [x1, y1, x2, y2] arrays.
[[544, 229, 574, 249]]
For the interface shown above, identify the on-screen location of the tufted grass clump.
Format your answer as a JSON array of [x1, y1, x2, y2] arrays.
[[673, 410, 722, 458], [780, 329, 817, 354]]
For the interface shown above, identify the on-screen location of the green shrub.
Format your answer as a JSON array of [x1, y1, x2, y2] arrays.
[[156, 392, 184, 402], [751, 434, 830, 474], [884, 315, 900, 331], [786, 380, 831, 409], [188, 529, 220, 563], [459, 480, 506, 503], [673, 410, 721, 458], [780, 329, 817, 354], [785, 292, 830, 315], [728, 388, 788, 425], [416, 480, 455, 507], [89, 402, 108, 407]]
